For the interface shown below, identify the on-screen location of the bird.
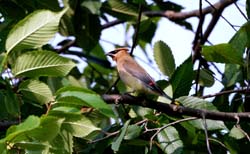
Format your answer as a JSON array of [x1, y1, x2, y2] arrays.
[[106, 47, 172, 101]]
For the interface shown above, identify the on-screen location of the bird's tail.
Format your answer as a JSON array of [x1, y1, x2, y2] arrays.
[[153, 84, 173, 101]]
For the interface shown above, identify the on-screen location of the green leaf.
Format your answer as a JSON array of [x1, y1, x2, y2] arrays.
[[157, 126, 183, 154], [49, 130, 73, 153], [103, 0, 147, 21], [137, 19, 157, 43], [222, 64, 242, 87], [0, 139, 7, 154], [188, 119, 226, 131], [4, 88, 20, 117], [56, 86, 115, 118], [28, 116, 63, 141], [111, 120, 130, 152], [49, 106, 82, 118], [15, 142, 50, 153], [179, 96, 217, 110], [18, 79, 53, 104], [73, 8, 101, 50], [124, 125, 142, 140], [229, 125, 245, 140], [0, 53, 6, 73], [6, 116, 40, 141], [170, 56, 193, 98], [178, 96, 227, 130], [229, 21, 250, 54], [197, 69, 214, 87], [81, 1, 102, 15], [247, 0, 250, 19], [5, 8, 67, 53], [62, 115, 100, 138], [12, 50, 75, 77], [154, 41, 175, 77], [202, 43, 243, 65]]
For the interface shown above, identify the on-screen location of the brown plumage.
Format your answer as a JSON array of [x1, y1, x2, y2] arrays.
[[106, 48, 172, 101]]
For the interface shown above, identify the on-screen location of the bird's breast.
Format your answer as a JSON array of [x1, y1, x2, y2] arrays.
[[118, 69, 146, 92]]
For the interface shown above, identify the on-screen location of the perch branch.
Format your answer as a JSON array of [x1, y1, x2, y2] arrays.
[[102, 94, 250, 121]]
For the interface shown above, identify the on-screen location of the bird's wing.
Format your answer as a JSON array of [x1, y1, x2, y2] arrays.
[[122, 60, 154, 85], [122, 60, 165, 93], [122, 60, 172, 100]]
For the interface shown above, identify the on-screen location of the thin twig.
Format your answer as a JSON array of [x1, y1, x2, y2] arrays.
[[149, 117, 198, 150], [130, 4, 142, 55], [208, 138, 228, 150], [205, 0, 237, 31], [202, 114, 212, 154], [88, 130, 120, 143], [235, 124, 250, 141], [234, 2, 248, 21], [202, 88, 250, 99]]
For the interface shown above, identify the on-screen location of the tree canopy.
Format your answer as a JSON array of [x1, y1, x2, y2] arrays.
[[0, 0, 250, 153]]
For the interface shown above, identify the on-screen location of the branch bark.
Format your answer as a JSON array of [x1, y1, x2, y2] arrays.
[[102, 94, 250, 122]]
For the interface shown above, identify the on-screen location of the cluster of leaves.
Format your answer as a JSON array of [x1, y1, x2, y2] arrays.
[[0, 0, 250, 153]]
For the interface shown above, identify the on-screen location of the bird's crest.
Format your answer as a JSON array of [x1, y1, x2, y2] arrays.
[[110, 47, 129, 54]]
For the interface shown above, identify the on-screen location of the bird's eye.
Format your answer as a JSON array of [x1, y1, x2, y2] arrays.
[[110, 50, 118, 54]]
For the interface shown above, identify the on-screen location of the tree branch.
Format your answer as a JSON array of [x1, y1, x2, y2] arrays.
[[102, 94, 250, 121], [202, 88, 250, 99], [101, 0, 238, 29]]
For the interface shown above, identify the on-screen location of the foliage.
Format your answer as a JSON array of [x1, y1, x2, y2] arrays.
[[0, 0, 249, 154]]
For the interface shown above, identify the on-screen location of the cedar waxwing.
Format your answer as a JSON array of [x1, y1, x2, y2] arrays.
[[106, 48, 172, 101]]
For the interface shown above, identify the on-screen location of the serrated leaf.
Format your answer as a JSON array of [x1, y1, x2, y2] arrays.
[[49, 107, 83, 122], [6, 116, 40, 141], [6, 8, 67, 53], [111, 120, 130, 152], [4, 115, 62, 152], [12, 50, 75, 77], [56, 86, 115, 118], [178, 96, 227, 130], [178, 96, 217, 110], [124, 125, 142, 140], [154, 41, 175, 77], [202, 43, 243, 65], [62, 115, 100, 138], [157, 126, 183, 154], [15, 142, 50, 154], [188, 119, 226, 131], [50, 130, 73, 153], [18, 79, 53, 104], [170, 56, 193, 98], [28, 116, 63, 141], [103, 0, 147, 21]]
